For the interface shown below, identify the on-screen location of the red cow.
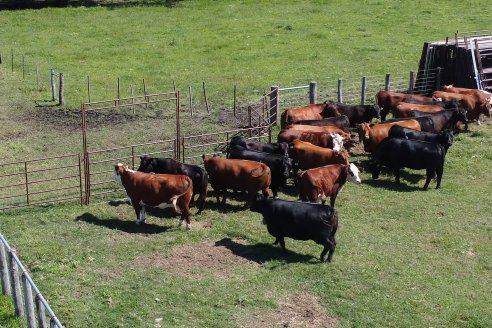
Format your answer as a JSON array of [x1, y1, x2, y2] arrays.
[[113, 164, 193, 229], [298, 163, 361, 206], [432, 90, 492, 123], [442, 85, 491, 104], [357, 119, 421, 154], [376, 90, 433, 120], [278, 129, 349, 150], [203, 156, 271, 205], [393, 102, 446, 118], [280, 103, 329, 128]]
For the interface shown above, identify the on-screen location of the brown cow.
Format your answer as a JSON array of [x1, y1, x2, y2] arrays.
[[432, 91, 492, 123], [202, 156, 271, 205], [280, 103, 328, 128], [298, 163, 361, 207], [357, 119, 421, 154], [442, 85, 492, 104], [113, 164, 193, 229], [376, 90, 434, 120], [278, 129, 348, 150], [285, 124, 351, 139], [393, 102, 445, 118], [288, 140, 350, 176]]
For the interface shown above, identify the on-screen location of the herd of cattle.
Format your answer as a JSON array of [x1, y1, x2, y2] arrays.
[[113, 85, 492, 263]]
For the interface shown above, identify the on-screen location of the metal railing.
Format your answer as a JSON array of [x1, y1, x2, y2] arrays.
[[0, 232, 64, 328]]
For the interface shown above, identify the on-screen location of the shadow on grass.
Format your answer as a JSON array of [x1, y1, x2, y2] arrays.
[[76, 212, 171, 234], [364, 178, 424, 192], [0, 0, 182, 10], [215, 237, 317, 265]]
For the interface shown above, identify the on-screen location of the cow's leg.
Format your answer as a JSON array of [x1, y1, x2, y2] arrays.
[[221, 189, 227, 205], [394, 168, 400, 184], [277, 236, 286, 253], [435, 164, 444, 189], [272, 187, 278, 199], [134, 204, 145, 225], [320, 239, 336, 262], [423, 169, 434, 189], [262, 188, 270, 199]]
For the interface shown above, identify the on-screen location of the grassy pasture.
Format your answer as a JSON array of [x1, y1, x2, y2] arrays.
[[0, 1, 492, 327]]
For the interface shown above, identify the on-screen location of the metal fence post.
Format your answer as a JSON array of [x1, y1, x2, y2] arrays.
[[22, 274, 36, 328], [385, 73, 391, 91], [269, 86, 279, 125], [337, 79, 343, 103], [0, 243, 11, 295], [9, 250, 25, 317], [361, 76, 367, 105], [309, 81, 317, 104]]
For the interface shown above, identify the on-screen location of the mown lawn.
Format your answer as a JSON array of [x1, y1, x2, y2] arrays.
[[0, 1, 491, 327]]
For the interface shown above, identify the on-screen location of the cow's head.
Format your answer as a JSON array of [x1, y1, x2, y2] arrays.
[[282, 156, 293, 179], [113, 163, 128, 184], [369, 105, 381, 120], [330, 133, 344, 151], [137, 156, 153, 173], [250, 194, 268, 214], [440, 130, 455, 151], [347, 163, 362, 184], [484, 102, 492, 117], [455, 108, 468, 123]]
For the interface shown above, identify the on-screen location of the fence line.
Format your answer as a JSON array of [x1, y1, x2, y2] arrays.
[[0, 232, 64, 327]]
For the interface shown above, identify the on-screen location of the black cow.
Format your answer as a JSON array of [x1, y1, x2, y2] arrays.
[[227, 145, 292, 198], [388, 125, 454, 152], [408, 108, 468, 132], [322, 101, 380, 127], [137, 156, 208, 214], [403, 98, 460, 109], [369, 138, 446, 189], [227, 136, 289, 157], [291, 115, 350, 132], [382, 116, 435, 132], [250, 197, 339, 262]]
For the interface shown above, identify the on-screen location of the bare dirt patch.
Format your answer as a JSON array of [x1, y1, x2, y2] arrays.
[[238, 293, 339, 328], [132, 239, 260, 279]]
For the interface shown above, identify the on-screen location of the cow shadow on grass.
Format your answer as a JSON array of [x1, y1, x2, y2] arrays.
[[108, 199, 182, 219], [215, 238, 317, 265], [364, 178, 424, 192], [76, 213, 171, 234]]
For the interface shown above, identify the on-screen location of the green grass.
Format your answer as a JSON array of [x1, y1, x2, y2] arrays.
[[0, 1, 492, 327]]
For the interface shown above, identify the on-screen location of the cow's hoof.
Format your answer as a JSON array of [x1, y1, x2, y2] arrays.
[[186, 223, 191, 231], [177, 220, 184, 228]]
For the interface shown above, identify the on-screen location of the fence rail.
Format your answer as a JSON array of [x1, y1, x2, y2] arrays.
[[0, 232, 64, 328]]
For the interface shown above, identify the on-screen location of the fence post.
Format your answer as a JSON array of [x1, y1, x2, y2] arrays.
[[143, 79, 148, 109], [87, 76, 91, 103], [188, 85, 193, 117], [337, 79, 343, 103], [22, 274, 36, 328], [172, 80, 176, 92], [361, 76, 367, 105], [22, 55, 25, 80], [24, 162, 29, 205], [36, 65, 40, 90], [248, 106, 252, 138], [385, 73, 391, 91], [408, 71, 415, 93], [435, 67, 442, 91], [309, 81, 317, 104], [175, 91, 180, 161], [35, 295, 48, 328], [0, 49, 2, 64], [0, 243, 11, 295], [269, 86, 279, 125], [58, 73, 64, 106], [117, 77, 120, 109], [50, 69, 56, 102], [9, 250, 25, 317], [202, 82, 210, 113], [233, 85, 237, 117], [11, 48, 14, 73], [130, 85, 135, 114]]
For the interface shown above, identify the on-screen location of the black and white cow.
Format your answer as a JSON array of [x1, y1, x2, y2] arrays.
[[369, 138, 446, 189], [227, 145, 292, 198], [137, 156, 208, 214], [250, 197, 339, 262]]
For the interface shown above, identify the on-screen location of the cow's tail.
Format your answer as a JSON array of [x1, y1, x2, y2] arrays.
[[171, 178, 193, 214], [196, 171, 208, 215]]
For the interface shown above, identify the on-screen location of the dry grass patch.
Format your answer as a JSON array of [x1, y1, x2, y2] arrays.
[[132, 239, 260, 279], [238, 293, 339, 328]]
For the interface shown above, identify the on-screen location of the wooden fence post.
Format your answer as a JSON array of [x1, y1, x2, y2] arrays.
[[35, 295, 48, 328], [9, 250, 24, 317], [337, 79, 343, 103], [50, 69, 56, 102], [22, 55, 25, 80], [188, 85, 193, 117], [143, 79, 148, 109], [172, 80, 176, 92], [36, 65, 40, 90], [0, 243, 11, 295], [248, 106, 252, 137], [0, 49, 2, 64], [385, 73, 391, 91], [269, 86, 279, 125], [202, 82, 210, 113], [361, 76, 367, 105], [130, 85, 135, 114], [309, 81, 317, 104], [233, 85, 237, 117], [409, 71, 415, 93], [87, 76, 91, 103], [117, 77, 120, 109], [58, 73, 64, 106], [22, 274, 36, 328], [11, 48, 14, 73]]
